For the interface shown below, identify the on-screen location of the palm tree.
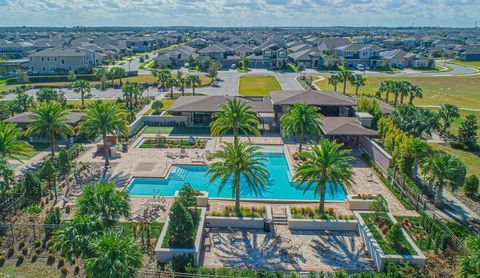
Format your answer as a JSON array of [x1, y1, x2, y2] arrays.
[[437, 104, 460, 135], [85, 230, 143, 278], [0, 158, 14, 191], [338, 66, 353, 94], [166, 77, 177, 98], [76, 181, 130, 225], [26, 102, 74, 158], [0, 122, 33, 161], [349, 74, 366, 95], [54, 214, 103, 260], [210, 98, 260, 142], [110, 67, 126, 85], [404, 138, 432, 183], [280, 103, 323, 152], [72, 80, 92, 109], [133, 83, 144, 107], [121, 83, 135, 109], [328, 74, 342, 91], [207, 141, 268, 214], [459, 234, 480, 278], [294, 139, 354, 212], [14, 92, 33, 112], [399, 80, 412, 104], [392, 81, 403, 106], [377, 80, 393, 103], [422, 153, 466, 207], [157, 71, 171, 91], [176, 71, 186, 96], [408, 84, 423, 104], [186, 75, 201, 95], [78, 101, 129, 168]]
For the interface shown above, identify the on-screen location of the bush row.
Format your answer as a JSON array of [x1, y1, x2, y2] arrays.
[[6, 71, 138, 85]]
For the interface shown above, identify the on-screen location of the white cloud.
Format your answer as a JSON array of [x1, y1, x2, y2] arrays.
[[0, 0, 478, 27]]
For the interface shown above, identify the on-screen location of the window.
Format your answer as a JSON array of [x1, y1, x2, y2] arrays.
[[61, 59, 65, 64], [46, 57, 50, 62], [42, 67, 46, 71], [41, 57, 44, 61], [54, 57, 57, 61]]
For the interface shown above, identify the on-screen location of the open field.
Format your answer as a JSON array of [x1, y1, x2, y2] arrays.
[[430, 143, 480, 177], [450, 60, 480, 69], [315, 74, 480, 109], [239, 75, 282, 96]]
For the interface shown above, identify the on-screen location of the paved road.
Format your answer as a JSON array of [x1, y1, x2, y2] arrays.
[[107, 53, 158, 75], [348, 62, 478, 77]]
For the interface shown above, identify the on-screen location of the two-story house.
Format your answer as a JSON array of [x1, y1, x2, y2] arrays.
[[28, 48, 96, 74], [335, 44, 382, 69], [248, 42, 288, 69]]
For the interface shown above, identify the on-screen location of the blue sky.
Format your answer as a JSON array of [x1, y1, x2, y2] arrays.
[[1, 0, 479, 27]]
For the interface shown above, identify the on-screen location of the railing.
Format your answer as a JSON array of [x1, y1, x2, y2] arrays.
[[364, 152, 472, 255]]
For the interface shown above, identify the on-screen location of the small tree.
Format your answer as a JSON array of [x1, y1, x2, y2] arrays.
[[386, 223, 403, 249], [67, 70, 77, 82], [168, 202, 194, 248], [464, 175, 479, 198], [458, 114, 479, 150], [151, 100, 164, 114], [55, 149, 72, 178], [44, 208, 61, 238], [177, 183, 197, 209], [23, 172, 42, 202], [369, 195, 388, 218], [39, 160, 58, 203], [16, 70, 29, 83]]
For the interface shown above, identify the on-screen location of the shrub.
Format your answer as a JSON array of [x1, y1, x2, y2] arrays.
[[34, 248, 42, 255], [0, 255, 5, 266], [16, 254, 24, 265], [7, 247, 14, 257], [34, 240, 41, 248], [74, 265, 80, 274], [210, 205, 266, 218], [21, 246, 28, 255], [177, 182, 197, 209], [387, 223, 403, 249], [47, 253, 56, 264], [44, 208, 61, 238], [464, 175, 479, 197], [450, 141, 468, 150], [31, 254, 38, 262], [369, 195, 388, 217], [60, 266, 68, 276], [58, 257, 65, 268]]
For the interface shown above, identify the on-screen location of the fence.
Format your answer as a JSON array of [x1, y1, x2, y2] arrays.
[[363, 149, 472, 255], [0, 193, 26, 219]]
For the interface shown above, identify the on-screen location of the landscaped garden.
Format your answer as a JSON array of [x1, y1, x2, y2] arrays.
[[290, 206, 355, 220], [238, 75, 282, 96], [209, 205, 266, 218], [143, 126, 211, 135], [360, 212, 417, 255], [139, 137, 207, 149]]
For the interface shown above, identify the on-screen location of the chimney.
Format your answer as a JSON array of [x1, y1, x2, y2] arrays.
[[355, 112, 374, 129]]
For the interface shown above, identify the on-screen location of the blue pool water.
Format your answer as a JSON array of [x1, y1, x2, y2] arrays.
[[127, 146, 346, 201]]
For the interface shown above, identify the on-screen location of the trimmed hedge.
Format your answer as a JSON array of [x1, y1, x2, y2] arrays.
[[6, 71, 138, 85]]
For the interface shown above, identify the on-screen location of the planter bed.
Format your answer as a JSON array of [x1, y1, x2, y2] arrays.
[[355, 211, 426, 271], [139, 138, 206, 149], [286, 206, 358, 231], [173, 190, 208, 207], [347, 194, 376, 210], [396, 215, 454, 251], [206, 205, 272, 229], [155, 208, 206, 265]]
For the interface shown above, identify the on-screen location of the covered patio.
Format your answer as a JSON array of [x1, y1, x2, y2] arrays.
[[200, 225, 374, 272]]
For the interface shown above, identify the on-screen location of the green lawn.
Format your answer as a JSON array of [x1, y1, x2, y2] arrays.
[[450, 60, 480, 70], [315, 74, 480, 109], [238, 75, 282, 96], [66, 98, 117, 108], [431, 143, 480, 177], [143, 126, 211, 136], [427, 108, 480, 137]]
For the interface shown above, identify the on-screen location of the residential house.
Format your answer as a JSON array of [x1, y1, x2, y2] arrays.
[[0, 41, 35, 58], [28, 48, 98, 74], [335, 44, 382, 69], [155, 45, 198, 68], [248, 42, 288, 69], [456, 45, 480, 61], [380, 49, 434, 68], [197, 44, 233, 66]]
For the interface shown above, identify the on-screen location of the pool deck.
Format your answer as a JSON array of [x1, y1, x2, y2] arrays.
[[76, 135, 418, 217]]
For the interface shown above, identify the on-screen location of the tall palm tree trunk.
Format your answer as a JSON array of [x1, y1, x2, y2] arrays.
[[170, 87, 174, 98], [298, 134, 303, 152], [385, 92, 390, 102], [192, 86, 196, 96], [81, 91, 85, 109], [342, 79, 347, 94], [318, 179, 326, 213], [394, 93, 399, 106], [50, 132, 56, 158], [103, 133, 109, 168], [355, 86, 359, 95], [334, 84, 337, 91], [234, 174, 241, 214], [409, 95, 414, 104]]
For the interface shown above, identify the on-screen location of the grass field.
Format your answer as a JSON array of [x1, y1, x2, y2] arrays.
[[66, 98, 117, 107], [143, 126, 211, 135], [0, 260, 61, 278], [315, 74, 480, 109], [427, 108, 480, 137], [238, 75, 282, 96], [431, 143, 480, 177], [450, 60, 480, 69]]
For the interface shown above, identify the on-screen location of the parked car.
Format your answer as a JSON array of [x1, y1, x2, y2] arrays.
[[356, 64, 365, 71]]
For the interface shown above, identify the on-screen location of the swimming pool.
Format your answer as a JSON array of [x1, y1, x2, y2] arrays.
[[127, 145, 346, 201]]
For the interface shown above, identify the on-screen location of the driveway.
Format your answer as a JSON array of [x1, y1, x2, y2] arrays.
[[107, 53, 158, 75]]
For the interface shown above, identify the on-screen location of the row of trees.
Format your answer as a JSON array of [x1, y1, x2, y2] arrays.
[[328, 66, 366, 95], [377, 118, 467, 207], [376, 80, 423, 106], [157, 70, 202, 97], [207, 99, 353, 213]]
